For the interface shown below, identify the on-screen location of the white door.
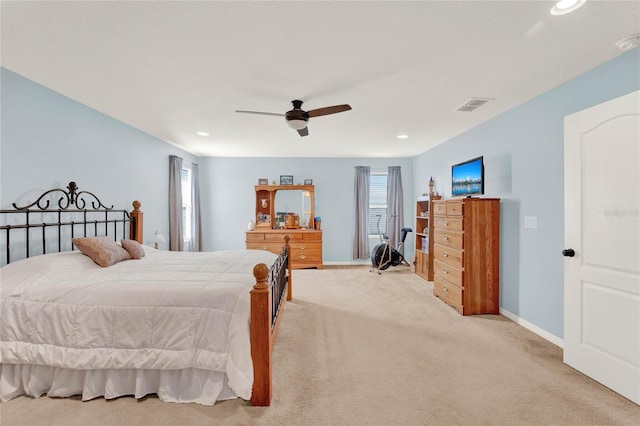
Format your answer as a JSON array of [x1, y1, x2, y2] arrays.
[[564, 90, 640, 405]]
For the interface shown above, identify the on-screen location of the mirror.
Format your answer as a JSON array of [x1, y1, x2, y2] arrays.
[[274, 190, 312, 228]]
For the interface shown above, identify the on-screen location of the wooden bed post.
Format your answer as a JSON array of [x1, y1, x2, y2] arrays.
[[250, 263, 272, 406], [130, 200, 143, 243], [284, 235, 292, 301]]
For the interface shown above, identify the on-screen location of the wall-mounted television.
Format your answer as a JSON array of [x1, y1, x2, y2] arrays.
[[452, 156, 484, 197]]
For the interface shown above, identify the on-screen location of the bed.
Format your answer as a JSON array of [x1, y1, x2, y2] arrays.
[[0, 182, 291, 406]]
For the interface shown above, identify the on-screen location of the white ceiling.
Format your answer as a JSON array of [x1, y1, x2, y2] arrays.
[[1, 1, 639, 158]]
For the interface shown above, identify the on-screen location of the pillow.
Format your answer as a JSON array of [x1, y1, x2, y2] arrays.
[[72, 236, 132, 267], [121, 239, 145, 259]]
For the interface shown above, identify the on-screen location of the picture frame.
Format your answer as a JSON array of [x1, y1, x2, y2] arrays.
[[304, 179, 313, 185], [279, 175, 293, 185], [258, 178, 269, 185]]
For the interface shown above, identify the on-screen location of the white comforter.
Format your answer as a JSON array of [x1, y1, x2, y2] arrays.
[[0, 248, 277, 401]]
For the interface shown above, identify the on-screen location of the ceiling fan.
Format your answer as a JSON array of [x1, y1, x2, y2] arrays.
[[236, 100, 352, 137]]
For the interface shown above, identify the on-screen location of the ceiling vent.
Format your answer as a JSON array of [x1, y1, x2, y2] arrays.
[[455, 98, 493, 112]]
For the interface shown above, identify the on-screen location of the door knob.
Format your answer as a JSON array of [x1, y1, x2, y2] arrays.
[[562, 248, 575, 257]]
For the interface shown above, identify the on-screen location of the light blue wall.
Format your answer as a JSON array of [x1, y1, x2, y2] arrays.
[[199, 157, 415, 262], [0, 67, 197, 247], [413, 49, 640, 340]]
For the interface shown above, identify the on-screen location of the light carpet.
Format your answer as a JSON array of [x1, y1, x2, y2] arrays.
[[1, 266, 639, 425]]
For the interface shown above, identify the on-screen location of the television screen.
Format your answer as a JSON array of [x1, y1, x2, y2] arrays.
[[452, 156, 484, 196]]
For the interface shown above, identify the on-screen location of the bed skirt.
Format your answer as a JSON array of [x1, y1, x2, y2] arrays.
[[0, 364, 241, 405]]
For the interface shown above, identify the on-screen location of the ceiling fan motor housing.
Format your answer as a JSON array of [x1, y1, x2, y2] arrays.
[[285, 100, 309, 129], [286, 100, 309, 122]]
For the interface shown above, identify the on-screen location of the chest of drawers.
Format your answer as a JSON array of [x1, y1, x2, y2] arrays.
[[246, 229, 323, 269], [432, 198, 500, 315]]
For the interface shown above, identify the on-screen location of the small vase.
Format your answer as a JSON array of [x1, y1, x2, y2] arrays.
[[248, 220, 256, 231]]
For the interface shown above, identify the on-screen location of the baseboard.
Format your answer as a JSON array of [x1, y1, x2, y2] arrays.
[[323, 260, 370, 266], [500, 308, 564, 348]]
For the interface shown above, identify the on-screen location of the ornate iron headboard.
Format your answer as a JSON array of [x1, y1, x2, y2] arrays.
[[0, 182, 142, 265]]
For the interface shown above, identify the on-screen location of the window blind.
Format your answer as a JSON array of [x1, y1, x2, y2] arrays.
[[369, 173, 387, 236]]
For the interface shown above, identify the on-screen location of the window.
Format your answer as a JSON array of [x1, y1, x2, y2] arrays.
[[369, 173, 388, 237], [181, 166, 192, 243]]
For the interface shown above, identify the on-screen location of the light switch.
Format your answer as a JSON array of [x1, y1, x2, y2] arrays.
[[524, 216, 538, 229]]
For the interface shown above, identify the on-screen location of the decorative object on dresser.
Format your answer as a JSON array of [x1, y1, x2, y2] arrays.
[[258, 178, 269, 185], [279, 175, 293, 185], [246, 183, 323, 269], [415, 177, 442, 281], [432, 198, 500, 315]]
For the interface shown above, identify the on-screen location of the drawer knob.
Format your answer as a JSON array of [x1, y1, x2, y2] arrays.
[[443, 235, 450, 241], [299, 255, 306, 260], [443, 253, 449, 257], [300, 245, 306, 250], [444, 270, 449, 274], [444, 286, 448, 291], [443, 221, 449, 226]]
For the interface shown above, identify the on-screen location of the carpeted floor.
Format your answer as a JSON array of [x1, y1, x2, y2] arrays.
[[1, 266, 639, 425]]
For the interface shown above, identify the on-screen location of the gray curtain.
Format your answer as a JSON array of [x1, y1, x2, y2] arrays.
[[169, 155, 184, 251], [386, 166, 404, 248], [191, 163, 203, 252], [353, 166, 370, 259]]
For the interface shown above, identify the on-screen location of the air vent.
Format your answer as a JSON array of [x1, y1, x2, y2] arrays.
[[455, 98, 493, 112]]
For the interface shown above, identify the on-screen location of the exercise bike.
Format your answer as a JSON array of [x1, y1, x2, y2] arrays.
[[370, 214, 412, 274]]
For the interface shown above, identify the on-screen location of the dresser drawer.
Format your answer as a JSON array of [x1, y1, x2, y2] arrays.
[[433, 217, 463, 231], [433, 202, 447, 216], [434, 259, 463, 288], [265, 232, 303, 241], [433, 228, 463, 250], [433, 244, 463, 268], [434, 276, 463, 314], [289, 241, 321, 251], [291, 250, 322, 263], [246, 232, 265, 241], [246, 242, 281, 255], [302, 232, 322, 241], [447, 201, 464, 216]]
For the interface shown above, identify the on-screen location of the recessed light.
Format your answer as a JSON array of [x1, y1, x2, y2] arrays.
[[616, 34, 640, 52], [397, 134, 409, 139], [196, 131, 210, 137], [550, 0, 586, 16]]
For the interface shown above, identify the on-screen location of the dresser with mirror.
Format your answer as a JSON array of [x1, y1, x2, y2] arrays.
[[245, 184, 323, 269]]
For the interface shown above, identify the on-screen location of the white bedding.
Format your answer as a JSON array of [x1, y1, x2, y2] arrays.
[[0, 247, 278, 404]]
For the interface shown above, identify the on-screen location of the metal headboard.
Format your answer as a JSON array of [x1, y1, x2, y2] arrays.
[[0, 181, 139, 265]]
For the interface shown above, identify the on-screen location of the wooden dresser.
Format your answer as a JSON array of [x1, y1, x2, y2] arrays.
[[432, 198, 500, 315], [246, 229, 323, 269]]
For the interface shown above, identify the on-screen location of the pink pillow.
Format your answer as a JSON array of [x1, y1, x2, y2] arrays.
[[72, 236, 132, 267], [121, 239, 145, 259]]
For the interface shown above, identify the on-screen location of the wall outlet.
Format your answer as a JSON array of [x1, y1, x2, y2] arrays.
[[524, 216, 538, 229]]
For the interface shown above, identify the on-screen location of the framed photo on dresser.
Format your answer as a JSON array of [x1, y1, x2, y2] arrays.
[[279, 175, 293, 185]]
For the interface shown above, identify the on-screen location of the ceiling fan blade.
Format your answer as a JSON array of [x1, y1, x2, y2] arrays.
[[297, 127, 309, 137], [307, 104, 352, 118], [235, 110, 285, 117]]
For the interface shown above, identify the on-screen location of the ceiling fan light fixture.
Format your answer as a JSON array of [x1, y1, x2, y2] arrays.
[[287, 119, 308, 130], [550, 0, 586, 15]]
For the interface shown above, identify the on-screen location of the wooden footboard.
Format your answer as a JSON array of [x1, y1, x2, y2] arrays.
[[250, 235, 292, 406]]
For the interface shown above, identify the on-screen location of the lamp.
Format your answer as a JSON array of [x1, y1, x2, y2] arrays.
[[153, 230, 165, 249], [287, 119, 308, 130]]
